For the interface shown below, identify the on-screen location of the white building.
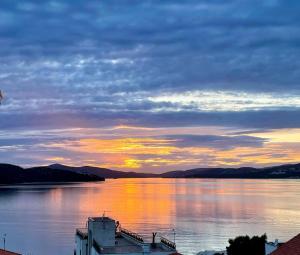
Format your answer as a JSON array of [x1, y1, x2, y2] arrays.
[[75, 217, 179, 255]]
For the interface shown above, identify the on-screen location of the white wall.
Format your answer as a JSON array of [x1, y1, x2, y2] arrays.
[[75, 235, 88, 255], [88, 218, 116, 254], [265, 243, 278, 255]]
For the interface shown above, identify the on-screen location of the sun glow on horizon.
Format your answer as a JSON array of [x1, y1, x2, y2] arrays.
[[24, 126, 300, 172]]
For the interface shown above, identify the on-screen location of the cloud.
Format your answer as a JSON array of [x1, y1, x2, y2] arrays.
[[2, 109, 300, 131], [1, 0, 300, 170], [164, 134, 266, 149], [1, 0, 300, 93], [148, 91, 300, 111], [1, 129, 299, 172]]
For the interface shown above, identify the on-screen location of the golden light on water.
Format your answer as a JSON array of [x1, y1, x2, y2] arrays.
[[45, 178, 300, 243]]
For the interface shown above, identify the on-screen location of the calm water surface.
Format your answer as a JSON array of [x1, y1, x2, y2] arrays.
[[0, 178, 300, 255]]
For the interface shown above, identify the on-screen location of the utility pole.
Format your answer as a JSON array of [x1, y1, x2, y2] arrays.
[[3, 233, 6, 250], [172, 229, 176, 244], [0, 90, 3, 105]]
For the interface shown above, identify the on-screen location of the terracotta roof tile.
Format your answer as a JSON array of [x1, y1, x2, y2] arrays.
[[271, 234, 300, 255], [0, 249, 21, 255]]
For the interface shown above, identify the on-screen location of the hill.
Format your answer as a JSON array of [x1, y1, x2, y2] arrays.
[[49, 163, 300, 179], [1, 163, 300, 183], [48, 164, 157, 178], [161, 164, 300, 179], [0, 164, 104, 184]]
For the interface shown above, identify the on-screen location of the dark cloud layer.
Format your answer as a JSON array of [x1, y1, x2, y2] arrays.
[[1, 0, 300, 96], [1, 0, 300, 125], [164, 134, 266, 149], [1, 110, 300, 130]]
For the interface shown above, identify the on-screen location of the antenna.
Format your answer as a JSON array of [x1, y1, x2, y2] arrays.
[[101, 211, 111, 229], [172, 229, 176, 244], [102, 210, 111, 218]]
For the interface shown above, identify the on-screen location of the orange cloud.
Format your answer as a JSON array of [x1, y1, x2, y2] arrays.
[[41, 128, 300, 171], [48, 137, 177, 155], [250, 128, 300, 143], [45, 157, 66, 162]]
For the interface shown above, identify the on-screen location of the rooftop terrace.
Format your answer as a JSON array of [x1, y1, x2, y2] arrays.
[[93, 234, 174, 254]]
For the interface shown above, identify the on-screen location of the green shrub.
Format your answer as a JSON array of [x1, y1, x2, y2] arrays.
[[226, 234, 267, 255]]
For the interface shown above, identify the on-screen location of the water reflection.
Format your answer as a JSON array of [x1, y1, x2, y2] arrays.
[[0, 179, 300, 255]]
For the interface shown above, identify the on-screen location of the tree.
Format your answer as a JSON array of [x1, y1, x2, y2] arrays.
[[226, 234, 267, 255]]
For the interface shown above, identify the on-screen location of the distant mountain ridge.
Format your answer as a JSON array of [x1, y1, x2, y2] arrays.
[[1, 163, 300, 185], [49, 163, 300, 179], [0, 164, 104, 184], [48, 164, 157, 178], [160, 164, 300, 178]]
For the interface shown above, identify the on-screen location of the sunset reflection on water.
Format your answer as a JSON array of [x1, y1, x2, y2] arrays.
[[1, 179, 300, 255]]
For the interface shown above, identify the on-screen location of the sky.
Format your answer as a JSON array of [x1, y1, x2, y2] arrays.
[[0, 0, 300, 173]]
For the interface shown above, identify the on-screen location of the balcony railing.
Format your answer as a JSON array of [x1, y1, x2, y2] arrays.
[[120, 227, 144, 243], [161, 237, 176, 249], [76, 228, 88, 239]]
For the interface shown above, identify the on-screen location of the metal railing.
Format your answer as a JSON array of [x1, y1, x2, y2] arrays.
[[161, 237, 176, 249], [120, 227, 144, 243], [76, 228, 88, 239]]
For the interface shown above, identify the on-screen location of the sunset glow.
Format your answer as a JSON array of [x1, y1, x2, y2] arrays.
[[6, 125, 298, 172], [1, 0, 300, 172]]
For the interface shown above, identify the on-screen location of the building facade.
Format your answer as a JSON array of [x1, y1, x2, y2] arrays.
[[75, 217, 178, 255]]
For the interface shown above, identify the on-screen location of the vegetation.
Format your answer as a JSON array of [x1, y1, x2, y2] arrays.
[[226, 234, 267, 255], [161, 163, 300, 179], [0, 164, 105, 184]]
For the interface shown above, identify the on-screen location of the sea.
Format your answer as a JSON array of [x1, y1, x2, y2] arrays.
[[0, 178, 300, 255]]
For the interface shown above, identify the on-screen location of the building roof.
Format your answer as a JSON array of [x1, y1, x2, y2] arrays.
[[271, 234, 300, 255], [0, 249, 21, 255], [89, 216, 115, 222], [93, 234, 175, 254]]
